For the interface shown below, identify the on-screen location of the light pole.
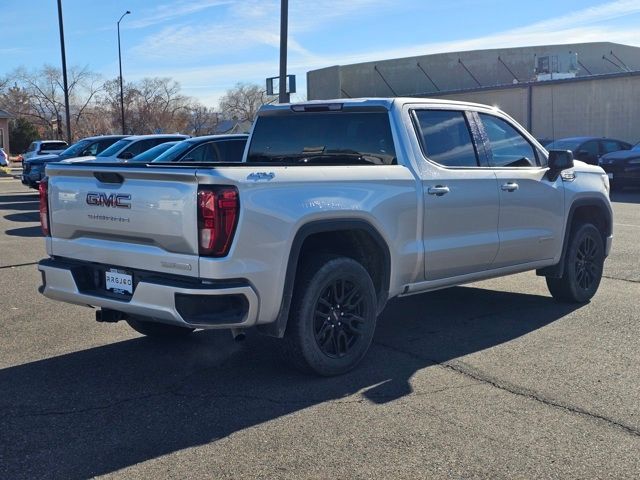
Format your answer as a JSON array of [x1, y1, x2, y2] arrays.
[[117, 10, 131, 134], [56, 0, 72, 142], [278, 0, 289, 103]]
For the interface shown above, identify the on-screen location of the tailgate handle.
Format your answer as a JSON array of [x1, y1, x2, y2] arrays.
[[94, 172, 124, 184]]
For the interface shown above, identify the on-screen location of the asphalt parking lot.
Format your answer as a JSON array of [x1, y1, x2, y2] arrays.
[[0, 175, 638, 479]]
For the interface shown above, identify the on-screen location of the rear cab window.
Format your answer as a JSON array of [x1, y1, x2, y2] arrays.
[[412, 109, 480, 167], [247, 110, 396, 165]]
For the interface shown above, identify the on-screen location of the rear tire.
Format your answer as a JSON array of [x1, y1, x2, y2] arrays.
[[280, 256, 377, 376], [546, 223, 604, 303], [126, 316, 195, 338]]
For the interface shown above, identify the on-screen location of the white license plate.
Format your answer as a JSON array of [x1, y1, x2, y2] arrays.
[[105, 269, 133, 294], [607, 173, 614, 179]]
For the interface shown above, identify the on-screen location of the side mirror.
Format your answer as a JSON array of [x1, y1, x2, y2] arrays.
[[548, 150, 574, 180], [119, 151, 134, 160]]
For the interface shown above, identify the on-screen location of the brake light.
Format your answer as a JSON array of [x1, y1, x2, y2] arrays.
[[197, 187, 239, 256], [39, 178, 50, 237]]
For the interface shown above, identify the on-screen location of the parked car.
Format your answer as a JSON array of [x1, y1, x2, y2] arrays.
[[0, 148, 9, 167], [125, 141, 183, 163], [599, 141, 640, 189], [150, 134, 248, 163], [38, 98, 612, 376], [546, 136, 631, 165], [22, 140, 68, 162], [536, 138, 554, 147], [79, 134, 190, 163], [22, 135, 127, 188]]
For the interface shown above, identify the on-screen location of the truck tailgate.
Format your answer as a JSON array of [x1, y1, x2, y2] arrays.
[[46, 164, 201, 277]]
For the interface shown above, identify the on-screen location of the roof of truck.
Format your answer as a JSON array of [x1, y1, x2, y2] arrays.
[[260, 97, 500, 113]]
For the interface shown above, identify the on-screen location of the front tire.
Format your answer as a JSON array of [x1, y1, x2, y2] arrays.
[[281, 256, 378, 376], [126, 316, 195, 338], [546, 223, 604, 303]]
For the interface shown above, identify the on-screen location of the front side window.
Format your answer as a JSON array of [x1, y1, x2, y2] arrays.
[[479, 114, 537, 167], [98, 139, 131, 157], [248, 111, 396, 165], [413, 110, 479, 167], [180, 142, 218, 162], [120, 139, 157, 158]]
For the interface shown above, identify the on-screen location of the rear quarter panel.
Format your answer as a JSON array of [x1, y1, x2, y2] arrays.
[[196, 165, 421, 324]]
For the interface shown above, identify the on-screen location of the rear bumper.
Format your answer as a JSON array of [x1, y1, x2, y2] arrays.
[[38, 258, 259, 329]]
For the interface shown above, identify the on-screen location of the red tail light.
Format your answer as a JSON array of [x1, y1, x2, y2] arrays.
[[197, 186, 239, 257], [39, 178, 50, 237]]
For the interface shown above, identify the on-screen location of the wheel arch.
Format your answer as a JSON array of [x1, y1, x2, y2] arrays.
[[537, 197, 612, 278], [257, 219, 391, 338]]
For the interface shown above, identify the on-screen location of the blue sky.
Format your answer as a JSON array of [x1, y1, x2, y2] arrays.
[[3, 0, 640, 106]]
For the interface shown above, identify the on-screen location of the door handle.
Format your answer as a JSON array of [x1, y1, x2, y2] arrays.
[[427, 185, 450, 196], [501, 182, 519, 192]]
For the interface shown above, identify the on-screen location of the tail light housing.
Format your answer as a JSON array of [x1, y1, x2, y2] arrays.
[[39, 178, 50, 237], [197, 186, 239, 257]]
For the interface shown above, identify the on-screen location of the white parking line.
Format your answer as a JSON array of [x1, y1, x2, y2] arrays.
[[614, 223, 640, 228]]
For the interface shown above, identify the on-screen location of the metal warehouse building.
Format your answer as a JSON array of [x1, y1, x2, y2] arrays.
[[306, 42, 640, 144]]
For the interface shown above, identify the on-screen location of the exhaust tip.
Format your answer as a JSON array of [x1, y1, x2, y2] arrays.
[[230, 328, 246, 342]]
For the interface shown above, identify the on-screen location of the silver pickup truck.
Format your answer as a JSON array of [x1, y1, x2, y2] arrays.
[[37, 98, 613, 375]]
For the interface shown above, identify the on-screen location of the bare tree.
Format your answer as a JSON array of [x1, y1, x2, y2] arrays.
[[6, 65, 104, 140], [219, 83, 276, 124], [187, 103, 220, 136]]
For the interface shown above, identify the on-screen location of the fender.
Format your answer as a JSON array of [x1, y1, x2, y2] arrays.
[[257, 219, 391, 338], [537, 197, 612, 278]]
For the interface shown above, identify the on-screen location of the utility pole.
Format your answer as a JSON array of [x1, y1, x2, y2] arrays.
[[56, 0, 72, 142], [278, 0, 289, 103], [117, 11, 131, 134]]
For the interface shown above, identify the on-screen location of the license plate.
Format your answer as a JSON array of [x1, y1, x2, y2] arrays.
[[105, 269, 133, 294], [607, 173, 614, 179]]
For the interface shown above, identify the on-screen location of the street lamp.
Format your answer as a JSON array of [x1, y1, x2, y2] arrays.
[[117, 10, 131, 134], [278, 0, 289, 103], [56, 0, 72, 142]]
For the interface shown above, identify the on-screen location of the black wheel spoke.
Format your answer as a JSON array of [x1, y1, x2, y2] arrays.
[[313, 276, 368, 359]]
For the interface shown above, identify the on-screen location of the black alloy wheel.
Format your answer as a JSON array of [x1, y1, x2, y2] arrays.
[[313, 277, 367, 358], [574, 234, 600, 291], [281, 255, 378, 376], [546, 223, 604, 303]]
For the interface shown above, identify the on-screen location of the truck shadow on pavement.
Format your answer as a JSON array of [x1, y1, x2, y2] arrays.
[[0, 286, 579, 479]]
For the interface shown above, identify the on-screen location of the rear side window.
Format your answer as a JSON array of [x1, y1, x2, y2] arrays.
[[479, 114, 537, 167], [601, 140, 624, 154], [413, 110, 479, 167], [216, 139, 247, 162], [248, 112, 396, 165]]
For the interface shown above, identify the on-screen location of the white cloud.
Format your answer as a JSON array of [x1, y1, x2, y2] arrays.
[[125, 0, 640, 106], [130, 0, 391, 58], [127, 0, 234, 29]]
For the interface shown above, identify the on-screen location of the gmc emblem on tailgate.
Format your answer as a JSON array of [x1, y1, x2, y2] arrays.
[[86, 192, 132, 209]]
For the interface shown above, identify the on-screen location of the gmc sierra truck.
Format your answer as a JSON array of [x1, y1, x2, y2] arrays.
[[37, 98, 613, 376]]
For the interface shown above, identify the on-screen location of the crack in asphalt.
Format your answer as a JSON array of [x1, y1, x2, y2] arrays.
[[0, 262, 39, 270], [0, 261, 39, 270], [374, 341, 640, 438], [603, 275, 639, 284]]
